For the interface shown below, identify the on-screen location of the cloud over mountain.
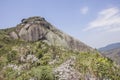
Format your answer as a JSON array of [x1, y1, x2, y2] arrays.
[[84, 7, 120, 32]]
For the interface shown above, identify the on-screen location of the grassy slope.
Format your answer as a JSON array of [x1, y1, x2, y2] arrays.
[[0, 29, 120, 80]]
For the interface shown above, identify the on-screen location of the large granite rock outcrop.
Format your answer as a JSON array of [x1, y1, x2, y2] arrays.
[[9, 16, 93, 52]]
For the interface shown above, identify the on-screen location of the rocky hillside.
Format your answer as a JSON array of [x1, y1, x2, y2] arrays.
[[0, 16, 120, 80], [8, 16, 92, 52]]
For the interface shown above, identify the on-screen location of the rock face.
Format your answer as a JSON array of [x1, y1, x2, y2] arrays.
[[9, 16, 93, 52]]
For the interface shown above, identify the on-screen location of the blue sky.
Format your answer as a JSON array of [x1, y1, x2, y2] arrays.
[[0, 0, 120, 48]]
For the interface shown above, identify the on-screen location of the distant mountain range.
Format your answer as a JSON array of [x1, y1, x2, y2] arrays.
[[99, 42, 120, 51], [99, 42, 120, 64]]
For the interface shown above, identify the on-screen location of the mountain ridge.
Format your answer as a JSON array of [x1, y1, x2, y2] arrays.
[[7, 16, 93, 52], [99, 42, 120, 51]]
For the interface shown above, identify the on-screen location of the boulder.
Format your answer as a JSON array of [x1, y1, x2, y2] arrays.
[[9, 31, 18, 39]]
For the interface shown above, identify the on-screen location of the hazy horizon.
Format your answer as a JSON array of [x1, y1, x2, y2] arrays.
[[0, 0, 120, 48]]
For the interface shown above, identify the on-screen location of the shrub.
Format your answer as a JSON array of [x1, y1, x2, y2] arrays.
[[36, 49, 43, 59], [31, 66, 54, 80], [40, 53, 51, 65], [7, 50, 17, 62]]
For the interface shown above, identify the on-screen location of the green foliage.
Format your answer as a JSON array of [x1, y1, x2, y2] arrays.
[[0, 47, 9, 56], [7, 50, 17, 62], [75, 52, 120, 79], [0, 56, 7, 70], [16, 66, 54, 80], [2, 67, 19, 80], [36, 50, 43, 59], [30, 66, 54, 80], [40, 53, 51, 65]]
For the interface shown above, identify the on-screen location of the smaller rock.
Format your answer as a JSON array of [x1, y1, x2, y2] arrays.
[[20, 54, 39, 63], [9, 31, 18, 39]]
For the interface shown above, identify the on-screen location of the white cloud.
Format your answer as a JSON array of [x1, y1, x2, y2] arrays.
[[80, 7, 88, 14], [84, 7, 120, 32]]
